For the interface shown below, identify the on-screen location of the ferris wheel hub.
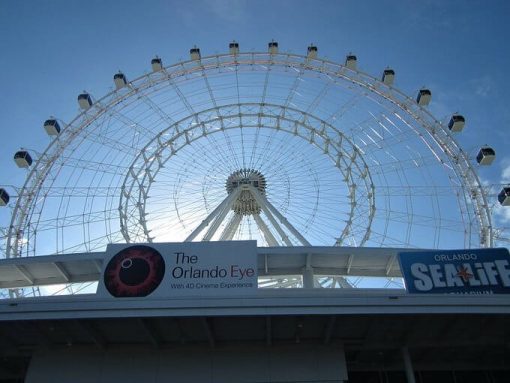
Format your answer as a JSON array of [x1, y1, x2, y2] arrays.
[[226, 169, 267, 216]]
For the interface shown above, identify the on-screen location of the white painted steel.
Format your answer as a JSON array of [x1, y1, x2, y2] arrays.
[[1, 48, 497, 296], [185, 187, 242, 242]]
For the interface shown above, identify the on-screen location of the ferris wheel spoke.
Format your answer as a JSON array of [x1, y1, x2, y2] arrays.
[[304, 81, 332, 115], [44, 205, 120, 230], [248, 127, 282, 171], [221, 130, 244, 170], [94, 100, 153, 141], [254, 135, 311, 178], [23, 186, 121, 200], [259, 67, 271, 106], [248, 126, 263, 169], [200, 67, 219, 109], [58, 230, 125, 254], [56, 156, 130, 176], [80, 120, 149, 154], [279, 67, 304, 117], [132, 85, 176, 127], [366, 156, 439, 176], [77, 136, 134, 160], [166, 75, 197, 115], [198, 132, 241, 172], [325, 93, 362, 125]]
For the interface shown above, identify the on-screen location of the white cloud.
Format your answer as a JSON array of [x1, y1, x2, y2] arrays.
[[501, 159, 510, 183], [494, 203, 510, 223]]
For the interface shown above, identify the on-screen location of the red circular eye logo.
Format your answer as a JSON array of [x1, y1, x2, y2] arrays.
[[104, 245, 165, 297]]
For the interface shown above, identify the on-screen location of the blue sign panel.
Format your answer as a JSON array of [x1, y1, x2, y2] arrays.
[[398, 248, 510, 294]]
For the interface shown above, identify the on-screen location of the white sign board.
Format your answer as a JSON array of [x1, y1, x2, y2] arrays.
[[97, 241, 258, 298]]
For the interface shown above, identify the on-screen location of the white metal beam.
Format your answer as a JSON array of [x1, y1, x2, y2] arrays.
[[52, 262, 71, 283], [219, 213, 242, 241], [253, 214, 279, 247], [253, 196, 293, 246], [14, 265, 34, 285], [247, 185, 311, 246], [202, 190, 239, 241], [185, 187, 242, 242]]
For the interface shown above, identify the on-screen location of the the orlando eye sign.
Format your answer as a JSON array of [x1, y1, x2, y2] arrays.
[[398, 248, 510, 294], [97, 240, 258, 298]]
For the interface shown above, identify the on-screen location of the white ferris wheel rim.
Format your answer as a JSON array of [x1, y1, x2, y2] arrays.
[[5, 49, 492, 262]]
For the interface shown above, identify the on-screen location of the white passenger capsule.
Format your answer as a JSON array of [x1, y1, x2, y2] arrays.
[[113, 72, 127, 89], [307, 45, 317, 59], [151, 57, 163, 72], [0, 188, 9, 206], [448, 114, 465, 132], [190, 47, 201, 60], [476, 147, 495, 165], [345, 55, 357, 70], [268, 40, 278, 54], [229, 41, 239, 55], [498, 187, 510, 206], [78, 93, 93, 110], [417, 89, 431, 106], [44, 119, 61, 136], [14, 150, 33, 168], [382, 69, 395, 85]]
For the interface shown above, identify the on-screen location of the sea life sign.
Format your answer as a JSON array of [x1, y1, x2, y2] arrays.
[[398, 248, 510, 294]]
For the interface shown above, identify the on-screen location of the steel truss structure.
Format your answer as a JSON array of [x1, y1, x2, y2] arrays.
[[0, 46, 496, 294]]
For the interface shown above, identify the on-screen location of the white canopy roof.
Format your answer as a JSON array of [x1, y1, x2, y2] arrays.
[[0, 246, 407, 289]]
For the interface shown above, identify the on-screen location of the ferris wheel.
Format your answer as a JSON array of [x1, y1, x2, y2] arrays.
[[0, 41, 504, 295]]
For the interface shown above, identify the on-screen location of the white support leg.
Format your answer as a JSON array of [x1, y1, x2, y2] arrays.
[[247, 185, 311, 246], [264, 196, 311, 246], [251, 192, 293, 246], [203, 191, 240, 241], [253, 214, 279, 246], [185, 187, 241, 242], [187, 184, 311, 247], [220, 213, 242, 241]]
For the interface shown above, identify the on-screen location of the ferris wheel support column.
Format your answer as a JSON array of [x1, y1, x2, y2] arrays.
[[219, 213, 243, 241], [202, 192, 240, 241], [247, 185, 312, 246], [253, 213, 279, 247], [250, 192, 293, 246], [185, 187, 242, 242]]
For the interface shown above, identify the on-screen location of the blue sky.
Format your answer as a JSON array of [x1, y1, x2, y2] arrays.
[[1, 0, 510, 248]]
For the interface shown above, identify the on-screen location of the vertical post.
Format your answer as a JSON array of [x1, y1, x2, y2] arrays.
[[302, 253, 314, 288], [401, 346, 416, 383]]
